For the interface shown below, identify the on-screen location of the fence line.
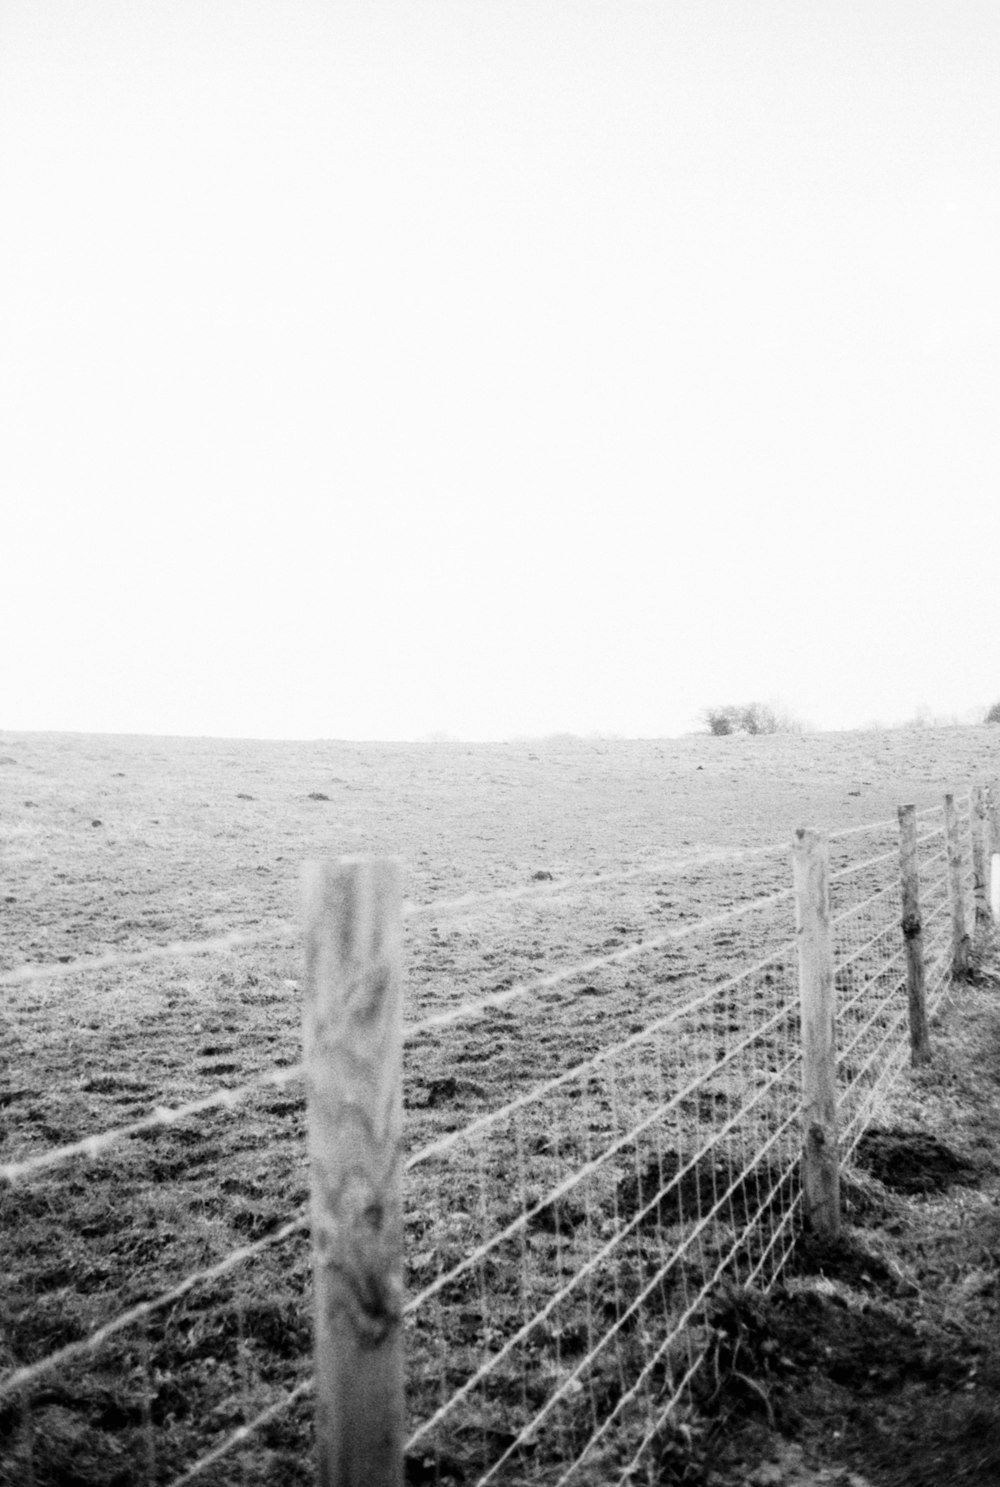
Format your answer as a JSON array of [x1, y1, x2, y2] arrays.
[[404, 988, 799, 1364], [0, 885, 798, 1189], [378, 791, 986, 1483], [2, 785, 992, 1487], [0, 796, 965, 990], [0, 842, 793, 993], [404, 1029, 802, 1479], [547, 1112, 804, 1487], [0, 845, 792, 990], [406, 942, 795, 1181], [826, 819, 947, 888]]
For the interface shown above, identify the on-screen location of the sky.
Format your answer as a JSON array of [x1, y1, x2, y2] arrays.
[[3, 2, 999, 741]]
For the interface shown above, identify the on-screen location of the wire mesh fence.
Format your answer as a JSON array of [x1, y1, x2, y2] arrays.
[[832, 804, 957, 1168], [0, 789, 987, 1485], [833, 868, 910, 1168], [403, 939, 801, 1486]]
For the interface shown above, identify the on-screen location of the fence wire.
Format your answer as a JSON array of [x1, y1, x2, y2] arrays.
[[403, 942, 802, 1486], [0, 792, 987, 1486], [833, 805, 953, 1168], [0, 1197, 314, 1487]]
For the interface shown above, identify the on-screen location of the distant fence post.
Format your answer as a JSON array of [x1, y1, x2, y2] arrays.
[[792, 828, 840, 1241], [944, 794, 971, 977], [988, 781, 1000, 921], [971, 786, 992, 939], [898, 806, 931, 1065], [303, 859, 405, 1487]]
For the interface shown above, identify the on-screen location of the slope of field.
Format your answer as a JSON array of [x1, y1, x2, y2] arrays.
[[1, 725, 998, 1485], [3, 726, 999, 962]]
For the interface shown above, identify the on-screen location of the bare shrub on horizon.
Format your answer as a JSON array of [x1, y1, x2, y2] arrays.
[[702, 702, 805, 737]]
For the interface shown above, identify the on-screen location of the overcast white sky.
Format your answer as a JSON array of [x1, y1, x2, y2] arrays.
[[3, 3, 999, 740]]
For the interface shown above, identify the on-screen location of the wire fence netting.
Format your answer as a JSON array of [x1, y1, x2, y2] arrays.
[[403, 939, 801, 1487], [0, 792, 984, 1485]]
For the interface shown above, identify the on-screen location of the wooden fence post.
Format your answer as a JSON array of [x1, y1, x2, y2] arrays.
[[971, 786, 992, 939], [792, 828, 840, 1241], [987, 781, 1000, 921], [944, 793, 971, 977], [898, 806, 931, 1065], [303, 859, 405, 1487]]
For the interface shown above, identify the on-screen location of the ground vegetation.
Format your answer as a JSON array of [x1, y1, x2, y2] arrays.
[[2, 727, 1000, 1483]]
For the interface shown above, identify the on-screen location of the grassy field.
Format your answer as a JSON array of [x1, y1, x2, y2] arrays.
[[2, 725, 999, 1485]]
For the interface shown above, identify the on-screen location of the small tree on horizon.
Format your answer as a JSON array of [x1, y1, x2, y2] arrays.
[[702, 702, 803, 736], [741, 701, 780, 735], [986, 701, 1000, 724], [703, 705, 742, 736]]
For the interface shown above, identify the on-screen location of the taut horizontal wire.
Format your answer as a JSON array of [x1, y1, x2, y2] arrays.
[[477, 1109, 802, 1485], [826, 815, 897, 842], [0, 1210, 308, 1399], [839, 984, 908, 1067], [829, 845, 898, 883], [402, 841, 795, 922], [0, 796, 969, 989], [587, 1158, 803, 1487], [168, 1380, 314, 1487], [0, 848, 825, 988], [407, 1086, 799, 1458], [824, 798, 947, 844], [556, 1133, 801, 1485], [831, 879, 899, 925], [406, 939, 797, 1173], [3, 803, 963, 1183], [1, 1063, 304, 1184], [836, 918, 900, 975], [0, 858, 796, 989], [412, 800, 960, 922], [0, 923, 297, 988], [403, 888, 796, 1041], [6, 906, 795, 1184], [836, 951, 906, 1021]]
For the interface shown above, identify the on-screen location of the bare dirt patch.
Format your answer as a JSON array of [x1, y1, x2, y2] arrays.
[[853, 1128, 983, 1196]]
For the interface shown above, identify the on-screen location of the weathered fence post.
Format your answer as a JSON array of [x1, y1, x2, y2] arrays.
[[897, 806, 931, 1065], [971, 786, 992, 939], [987, 781, 1000, 921], [303, 859, 405, 1487], [944, 793, 971, 977], [792, 828, 840, 1240]]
